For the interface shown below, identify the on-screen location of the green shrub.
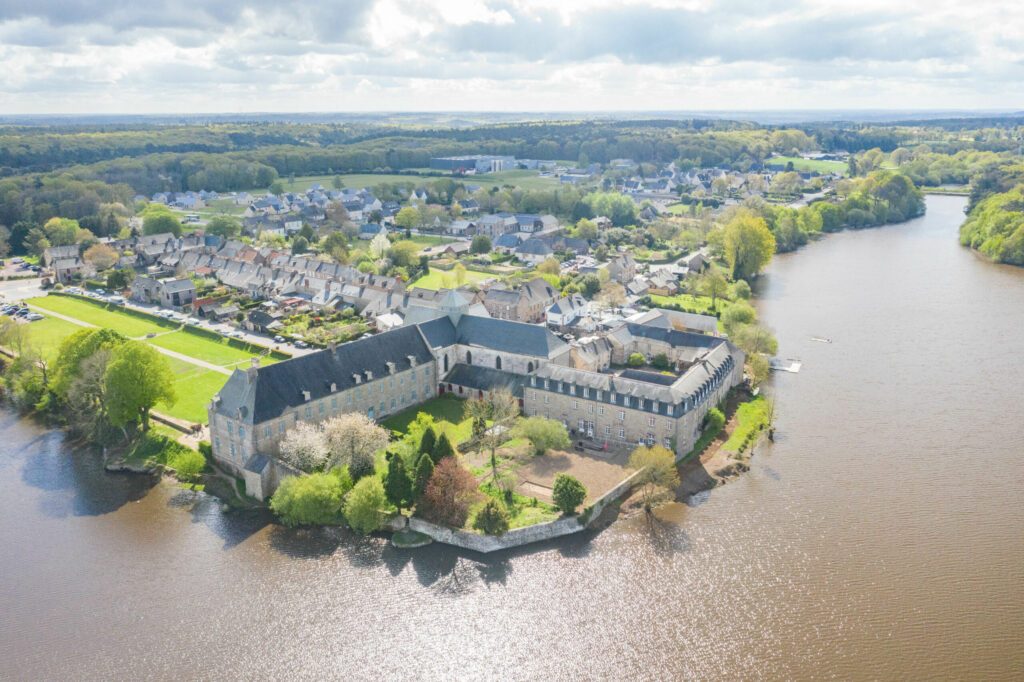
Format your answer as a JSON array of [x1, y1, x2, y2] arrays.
[[552, 474, 587, 515], [168, 448, 206, 481], [197, 440, 212, 459], [344, 476, 387, 534], [705, 407, 726, 432], [628, 352, 645, 367], [270, 472, 346, 527], [472, 498, 510, 535]]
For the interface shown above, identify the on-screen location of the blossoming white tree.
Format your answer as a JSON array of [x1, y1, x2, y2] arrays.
[[279, 422, 329, 472]]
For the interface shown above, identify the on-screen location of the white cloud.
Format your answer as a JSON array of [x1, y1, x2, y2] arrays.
[[0, 0, 1021, 113]]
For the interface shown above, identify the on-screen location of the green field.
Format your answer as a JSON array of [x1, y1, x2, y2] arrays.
[[766, 155, 847, 175], [28, 295, 173, 337], [24, 294, 275, 424], [409, 267, 495, 290], [721, 396, 770, 453], [382, 395, 474, 444], [472, 169, 563, 191], [270, 173, 442, 193], [648, 293, 720, 315]]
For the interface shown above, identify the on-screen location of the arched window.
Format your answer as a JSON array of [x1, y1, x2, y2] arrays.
[[466, 350, 472, 364], [495, 356, 502, 370], [527, 361, 534, 373], [443, 354, 449, 372]]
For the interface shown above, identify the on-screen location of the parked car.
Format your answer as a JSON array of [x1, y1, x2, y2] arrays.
[[273, 335, 285, 343], [294, 340, 308, 348], [25, 313, 44, 321]]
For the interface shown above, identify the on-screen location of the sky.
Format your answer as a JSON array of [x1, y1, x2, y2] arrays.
[[0, 0, 1022, 115]]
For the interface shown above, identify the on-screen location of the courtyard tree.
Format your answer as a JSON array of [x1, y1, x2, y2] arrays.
[[417, 457, 481, 528], [419, 426, 437, 459], [472, 498, 510, 535], [323, 413, 390, 473], [552, 474, 587, 515], [720, 209, 776, 281], [699, 267, 730, 310], [432, 431, 455, 463], [141, 204, 182, 237], [205, 215, 242, 239], [103, 341, 176, 434], [515, 416, 570, 456], [628, 352, 645, 367], [470, 234, 491, 254], [279, 422, 329, 472], [394, 206, 420, 231], [271, 472, 347, 527], [383, 452, 413, 513], [413, 452, 435, 500], [83, 243, 119, 271], [344, 476, 387, 534], [465, 389, 519, 482], [628, 445, 681, 513]]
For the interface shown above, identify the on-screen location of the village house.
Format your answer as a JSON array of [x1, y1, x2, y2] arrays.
[[130, 276, 196, 311], [481, 278, 559, 323]]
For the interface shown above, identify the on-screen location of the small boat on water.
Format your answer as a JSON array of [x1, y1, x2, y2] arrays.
[[810, 336, 832, 344], [769, 357, 802, 373]]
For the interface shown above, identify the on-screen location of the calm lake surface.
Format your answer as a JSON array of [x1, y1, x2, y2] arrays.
[[1, 195, 1022, 680]]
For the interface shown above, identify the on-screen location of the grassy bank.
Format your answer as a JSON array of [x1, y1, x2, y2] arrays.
[[721, 395, 771, 453]]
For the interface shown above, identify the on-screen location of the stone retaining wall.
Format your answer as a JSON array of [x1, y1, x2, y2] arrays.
[[405, 468, 645, 554]]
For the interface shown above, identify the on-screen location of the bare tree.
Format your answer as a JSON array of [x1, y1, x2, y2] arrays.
[[465, 389, 520, 482]]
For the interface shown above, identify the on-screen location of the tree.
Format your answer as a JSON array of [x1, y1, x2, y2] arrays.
[[279, 422, 329, 472], [748, 352, 770, 387], [51, 327, 127, 401], [344, 476, 387, 534], [413, 452, 434, 500], [515, 416, 570, 456], [332, 175, 344, 190], [699, 267, 730, 309], [168, 448, 206, 482], [721, 209, 776, 281], [268, 180, 285, 195], [106, 268, 135, 290], [388, 240, 418, 268], [395, 206, 420, 231], [141, 204, 182, 237], [452, 262, 467, 286], [732, 324, 778, 356], [731, 279, 752, 300], [470, 234, 491, 254], [552, 474, 587, 515], [42, 217, 81, 246], [66, 348, 114, 442], [82, 243, 118, 271], [383, 452, 413, 513], [291, 236, 309, 255], [320, 231, 349, 262], [628, 445, 680, 512], [537, 257, 560, 275], [205, 215, 242, 239], [596, 282, 626, 311], [628, 352, 645, 367], [433, 431, 455, 462], [473, 498, 510, 535], [417, 457, 481, 528], [574, 218, 597, 240], [465, 389, 519, 482], [322, 413, 390, 471], [721, 301, 756, 334], [369, 231, 390, 259], [271, 472, 347, 527], [103, 342, 176, 433]]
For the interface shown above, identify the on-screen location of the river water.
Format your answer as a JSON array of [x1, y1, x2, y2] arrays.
[[1, 195, 1022, 680]]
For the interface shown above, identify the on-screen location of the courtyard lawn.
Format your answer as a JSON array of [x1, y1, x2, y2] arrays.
[[27, 295, 174, 338], [382, 395, 475, 444], [409, 267, 495, 290], [21, 316, 82, 360], [648, 293, 721, 315], [766, 155, 847, 175]]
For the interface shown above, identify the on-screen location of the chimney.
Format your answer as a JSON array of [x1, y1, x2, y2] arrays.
[[365, 370, 373, 381]]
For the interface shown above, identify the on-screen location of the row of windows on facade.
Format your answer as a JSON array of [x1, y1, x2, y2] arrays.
[[528, 390, 670, 429], [557, 416, 671, 449], [529, 355, 733, 415]]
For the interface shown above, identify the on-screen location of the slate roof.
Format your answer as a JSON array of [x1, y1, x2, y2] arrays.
[[452, 315, 566, 357], [214, 324, 434, 424], [443, 364, 527, 397]]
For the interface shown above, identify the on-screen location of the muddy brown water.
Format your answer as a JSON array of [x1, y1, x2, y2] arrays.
[[1, 195, 1022, 679]]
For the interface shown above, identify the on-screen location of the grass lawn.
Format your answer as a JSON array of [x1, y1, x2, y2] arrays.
[[648, 293, 721, 315], [21, 316, 83, 360], [721, 396, 770, 453], [666, 203, 693, 215], [27, 295, 173, 338], [270, 173, 445, 193], [766, 155, 847, 175], [405, 235, 457, 250], [148, 327, 274, 367], [382, 395, 475, 444], [409, 268, 495, 290]]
